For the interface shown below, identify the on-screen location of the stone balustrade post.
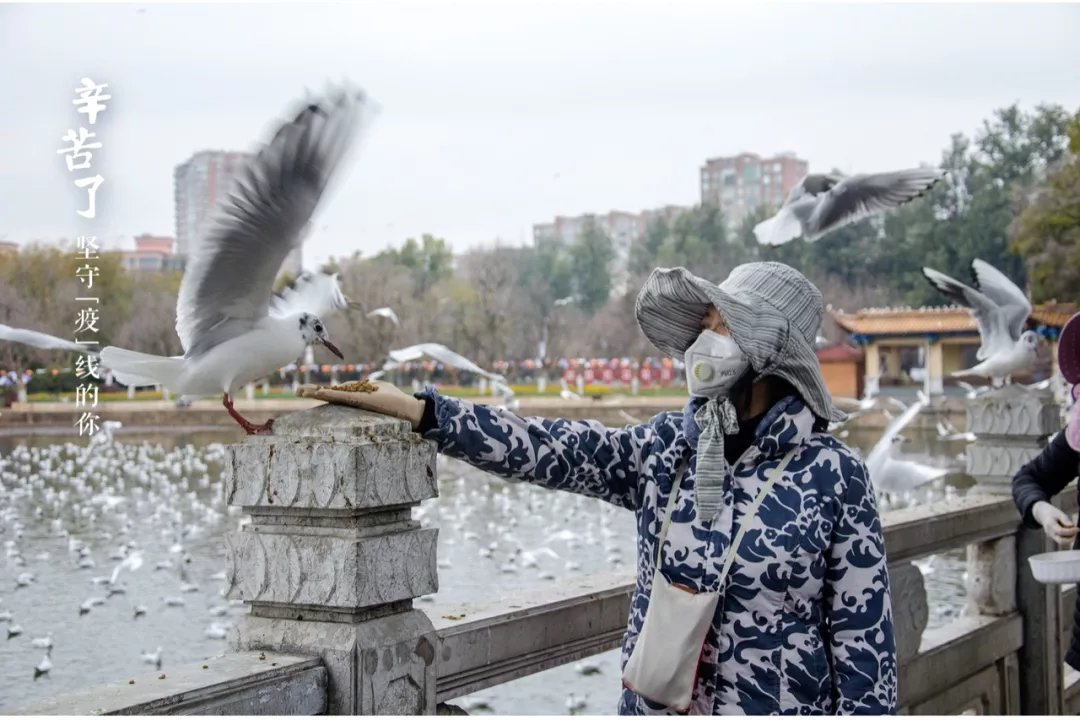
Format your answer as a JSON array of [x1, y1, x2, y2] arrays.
[[965, 384, 1060, 496], [963, 384, 1063, 712], [223, 403, 440, 715]]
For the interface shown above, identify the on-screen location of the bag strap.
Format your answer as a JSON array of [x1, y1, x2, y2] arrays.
[[655, 445, 800, 573], [655, 450, 690, 563]]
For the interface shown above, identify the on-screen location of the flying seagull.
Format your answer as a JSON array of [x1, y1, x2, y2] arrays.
[[753, 167, 945, 246], [100, 84, 377, 434], [366, 307, 400, 326], [0, 325, 98, 355], [387, 343, 504, 383], [922, 259, 1039, 385], [864, 395, 950, 493]]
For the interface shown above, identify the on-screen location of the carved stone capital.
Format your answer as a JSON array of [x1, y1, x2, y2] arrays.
[[223, 406, 437, 512], [225, 524, 439, 612], [965, 385, 1060, 438]]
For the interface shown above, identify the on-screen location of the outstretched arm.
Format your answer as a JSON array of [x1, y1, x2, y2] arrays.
[[1012, 430, 1078, 529], [415, 387, 665, 511], [824, 452, 897, 715]]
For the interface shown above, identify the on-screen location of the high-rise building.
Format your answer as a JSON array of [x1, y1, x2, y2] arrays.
[[173, 150, 251, 258], [700, 151, 808, 228]]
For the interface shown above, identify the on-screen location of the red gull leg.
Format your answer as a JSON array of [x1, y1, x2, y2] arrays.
[[222, 393, 275, 435]]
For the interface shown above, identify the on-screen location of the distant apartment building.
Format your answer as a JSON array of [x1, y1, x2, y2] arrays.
[[0, 240, 19, 256], [120, 233, 176, 272], [640, 204, 690, 228], [533, 205, 690, 298], [700, 152, 808, 228], [173, 150, 251, 258]]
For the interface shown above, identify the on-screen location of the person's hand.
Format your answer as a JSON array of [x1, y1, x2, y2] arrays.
[[297, 381, 425, 431], [1032, 501, 1079, 546]]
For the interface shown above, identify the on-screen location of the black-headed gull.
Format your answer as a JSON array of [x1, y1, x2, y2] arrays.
[[754, 167, 945, 246], [865, 397, 951, 493], [99, 85, 377, 434], [922, 259, 1039, 385], [387, 342, 518, 409]]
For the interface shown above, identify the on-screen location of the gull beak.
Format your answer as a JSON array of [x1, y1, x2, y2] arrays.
[[322, 339, 345, 360]]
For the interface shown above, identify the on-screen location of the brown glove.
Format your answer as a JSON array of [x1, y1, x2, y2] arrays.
[[296, 380, 425, 430]]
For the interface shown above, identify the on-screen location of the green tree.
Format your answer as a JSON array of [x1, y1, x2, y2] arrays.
[[377, 233, 454, 296], [1010, 112, 1080, 302], [569, 219, 614, 314]]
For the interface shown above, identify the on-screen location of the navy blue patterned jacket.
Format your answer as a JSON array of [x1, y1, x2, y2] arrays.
[[416, 387, 897, 715]]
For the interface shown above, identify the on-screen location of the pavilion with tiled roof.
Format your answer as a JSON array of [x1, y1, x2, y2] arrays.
[[830, 302, 1076, 395]]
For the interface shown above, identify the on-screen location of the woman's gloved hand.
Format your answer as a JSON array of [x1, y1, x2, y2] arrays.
[[1032, 500, 1079, 546], [297, 381, 425, 431]]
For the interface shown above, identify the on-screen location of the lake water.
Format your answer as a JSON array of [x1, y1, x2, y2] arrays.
[[0, 418, 976, 715]]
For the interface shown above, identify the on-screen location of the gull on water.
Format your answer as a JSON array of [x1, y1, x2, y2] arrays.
[[864, 397, 952, 493], [922, 259, 1040, 385], [31, 632, 54, 649], [141, 646, 163, 670], [99, 85, 377, 434], [753, 167, 945, 245], [34, 650, 52, 680]]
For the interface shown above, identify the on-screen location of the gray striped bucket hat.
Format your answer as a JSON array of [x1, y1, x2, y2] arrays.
[[635, 262, 845, 424]]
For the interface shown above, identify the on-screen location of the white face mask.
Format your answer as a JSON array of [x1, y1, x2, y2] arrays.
[[685, 330, 750, 399]]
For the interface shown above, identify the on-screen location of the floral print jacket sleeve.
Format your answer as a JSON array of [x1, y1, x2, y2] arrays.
[[414, 387, 672, 511], [824, 450, 897, 714]]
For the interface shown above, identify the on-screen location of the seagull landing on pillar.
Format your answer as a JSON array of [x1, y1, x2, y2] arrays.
[[99, 84, 378, 434], [921, 259, 1040, 386]]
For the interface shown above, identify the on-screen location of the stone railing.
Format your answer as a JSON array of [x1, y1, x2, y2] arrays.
[[14, 385, 1080, 716]]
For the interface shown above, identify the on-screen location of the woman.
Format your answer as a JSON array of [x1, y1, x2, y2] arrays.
[[309, 262, 896, 714], [1012, 310, 1080, 672]]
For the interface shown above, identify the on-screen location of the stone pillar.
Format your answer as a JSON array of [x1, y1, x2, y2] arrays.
[[925, 339, 945, 396], [882, 346, 902, 383], [224, 404, 440, 715], [965, 384, 1060, 495], [964, 535, 1017, 616], [864, 341, 881, 397], [888, 561, 929, 665], [537, 376, 546, 394], [244, 383, 255, 401]]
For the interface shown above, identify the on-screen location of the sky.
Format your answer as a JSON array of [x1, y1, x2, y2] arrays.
[[2, 1, 1079, 271]]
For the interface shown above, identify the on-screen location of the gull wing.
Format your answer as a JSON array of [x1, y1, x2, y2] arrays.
[[175, 85, 377, 358], [0, 324, 97, 354], [269, 271, 353, 320], [969, 259, 1031, 343], [387, 343, 503, 382], [807, 168, 944, 241], [865, 397, 925, 480], [922, 266, 1012, 361]]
